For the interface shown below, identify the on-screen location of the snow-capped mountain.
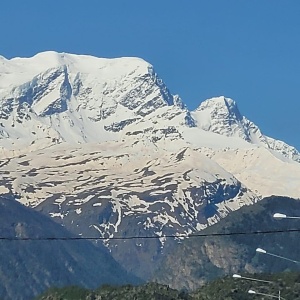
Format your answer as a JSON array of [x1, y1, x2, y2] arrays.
[[1, 51, 300, 279], [1, 51, 298, 161], [0, 51, 184, 153]]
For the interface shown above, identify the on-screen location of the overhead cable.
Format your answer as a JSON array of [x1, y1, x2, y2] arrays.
[[1, 228, 300, 241]]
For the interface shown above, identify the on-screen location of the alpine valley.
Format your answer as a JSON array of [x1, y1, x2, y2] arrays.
[[0, 52, 300, 299]]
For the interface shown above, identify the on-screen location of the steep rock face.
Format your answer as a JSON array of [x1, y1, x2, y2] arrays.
[[154, 196, 300, 291], [192, 96, 300, 162], [0, 194, 140, 300]]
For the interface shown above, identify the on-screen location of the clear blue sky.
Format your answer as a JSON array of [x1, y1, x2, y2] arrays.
[[1, 0, 300, 149]]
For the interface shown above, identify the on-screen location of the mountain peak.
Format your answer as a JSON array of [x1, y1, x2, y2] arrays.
[[196, 96, 242, 119], [4, 51, 152, 87], [192, 96, 248, 140]]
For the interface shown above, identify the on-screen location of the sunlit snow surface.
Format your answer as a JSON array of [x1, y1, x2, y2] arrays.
[[0, 141, 255, 241]]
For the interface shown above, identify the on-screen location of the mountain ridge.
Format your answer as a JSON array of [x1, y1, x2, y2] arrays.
[[0, 51, 298, 161]]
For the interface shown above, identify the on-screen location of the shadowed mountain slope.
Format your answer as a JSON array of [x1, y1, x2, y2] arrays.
[[0, 194, 140, 300], [154, 196, 300, 291]]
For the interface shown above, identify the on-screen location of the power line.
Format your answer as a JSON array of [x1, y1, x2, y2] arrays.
[[1, 228, 300, 241]]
